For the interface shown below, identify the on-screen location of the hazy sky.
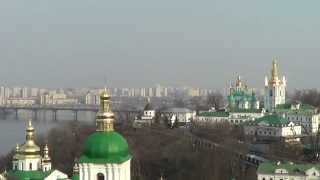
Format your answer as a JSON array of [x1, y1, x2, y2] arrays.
[[0, 0, 319, 89]]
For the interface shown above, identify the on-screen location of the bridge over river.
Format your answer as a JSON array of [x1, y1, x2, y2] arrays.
[[0, 104, 140, 121]]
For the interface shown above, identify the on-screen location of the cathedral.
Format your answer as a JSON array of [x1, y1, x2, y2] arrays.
[[227, 76, 260, 110]]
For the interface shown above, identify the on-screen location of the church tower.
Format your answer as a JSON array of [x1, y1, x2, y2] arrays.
[[12, 120, 42, 172], [41, 144, 52, 172], [7, 120, 68, 180], [78, 89, 132, 180], [264, 59, 286, 112]]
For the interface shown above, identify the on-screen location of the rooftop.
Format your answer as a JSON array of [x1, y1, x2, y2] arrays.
[[247, 114, 289, 126], [276, 102, 318, 116], [198, 111, 230, 117], [258, 161, 320, 175]]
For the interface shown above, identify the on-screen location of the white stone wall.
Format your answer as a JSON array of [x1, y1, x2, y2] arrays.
[[194, 116, 228, 124], [258, 174, 306, 180], [286, 114, 320, 134], [281, 125, 301, 136], [194, 112, 264, 125], [42, 162, 51, 172], [244, 124, 301, 138], [16, 158, 41, 171], [79, 159, 131, 180], [144, 110, 155, 118]]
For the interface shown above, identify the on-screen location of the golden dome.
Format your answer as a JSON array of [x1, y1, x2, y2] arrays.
[[16, 120, 41, 159]]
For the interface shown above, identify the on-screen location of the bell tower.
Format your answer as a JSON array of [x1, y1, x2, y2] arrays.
[[264, 59, 286, 112]]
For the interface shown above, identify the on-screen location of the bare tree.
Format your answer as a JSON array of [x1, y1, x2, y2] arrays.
[[207, 91, 225, 110]]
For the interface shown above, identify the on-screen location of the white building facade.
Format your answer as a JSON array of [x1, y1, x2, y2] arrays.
[[244, 114, 302, 142], [134, 100, 156, 127], [258, 161, 320, 180], [276, 102, 320, 134]]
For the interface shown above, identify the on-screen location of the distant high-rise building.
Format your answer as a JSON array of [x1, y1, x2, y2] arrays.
[[155, 85, 162, 97], [129, 88, 135, 97], [13, 87, 22, 97], [22, 87, 28, 98], [30, 88, 39, 97], [141, 88, 146, 97], [148, 88, 154, 97], [163, 87, 168, 97], [39, 89, 48, 96], [188, 88, 200, 97], [0, 86, 5, 105]]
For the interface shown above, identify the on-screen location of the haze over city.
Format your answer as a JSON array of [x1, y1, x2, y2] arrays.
[[0, 0, 319, 88]]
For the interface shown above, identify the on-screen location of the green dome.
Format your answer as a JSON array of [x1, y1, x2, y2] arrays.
[[79, 131, 131, 164]]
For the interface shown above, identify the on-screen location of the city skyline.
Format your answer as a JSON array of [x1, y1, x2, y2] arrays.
[[1, 1, 320, 88]]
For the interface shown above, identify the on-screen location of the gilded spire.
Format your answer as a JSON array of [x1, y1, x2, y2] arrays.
[[271, 59, 279, 82], [26, 120, 35, 145], [236, 75, 242, 87], [96, 88, 115, 132], [15, 144, 20, 152]]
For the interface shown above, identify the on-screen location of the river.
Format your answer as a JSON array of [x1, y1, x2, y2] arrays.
[[0, 110, 97, 155]]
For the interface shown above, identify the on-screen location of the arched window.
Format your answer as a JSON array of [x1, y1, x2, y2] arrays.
[[29, 163, 32, 170], [97, 173, 105, 180]]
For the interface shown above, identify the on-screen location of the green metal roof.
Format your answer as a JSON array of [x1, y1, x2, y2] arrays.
[[275, 102, 317, 116], [228, 90, 256, 102], [198, 111, 230, 117], [7, 170, 51, 180], [80, 131, 132, 164], [71, 174, 80, 180], [249, 114, 289, 126], [258, 161, 320, 175], [228, 108, 262, 113], [277, 102, 315, 110]]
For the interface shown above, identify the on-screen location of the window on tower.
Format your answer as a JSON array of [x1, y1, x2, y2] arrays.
[[270, 90, 273, 97]]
